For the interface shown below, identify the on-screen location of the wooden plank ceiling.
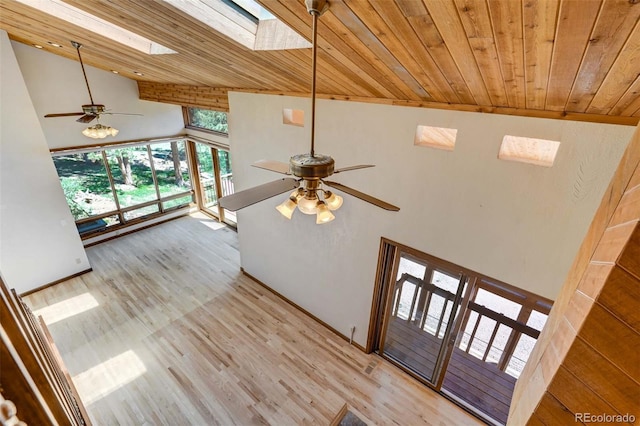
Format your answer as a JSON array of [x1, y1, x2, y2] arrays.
[[1, 0, 639, 124]]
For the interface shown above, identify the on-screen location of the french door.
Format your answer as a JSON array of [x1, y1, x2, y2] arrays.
[[370, 239, 552, 425], [190, 141, 236, 225], [374, 247, 471, 386]]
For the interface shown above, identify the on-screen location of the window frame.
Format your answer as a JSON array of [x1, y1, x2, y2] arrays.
[[51, 137, 196, 239], [188, 139, 236, 227], [183, 106, 229, 136]]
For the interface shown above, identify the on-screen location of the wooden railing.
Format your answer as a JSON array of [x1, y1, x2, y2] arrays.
[[220, 173, 234, 197], [1, 277, 91, 425], [203, 182, 217, 206], [463, 301, 540, 367], [393, 273, 456, 337], [392, 272, 539, 376], [202, 173, 234, 207]]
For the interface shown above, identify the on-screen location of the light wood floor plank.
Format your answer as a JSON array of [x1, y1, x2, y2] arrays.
[[24, 213, 481, 425]]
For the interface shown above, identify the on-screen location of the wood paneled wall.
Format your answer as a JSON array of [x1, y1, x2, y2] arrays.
[[135, 69, 639, 125], [138, 82, 229, 112], [508, 125, 640, 424], [138, 81, 640, 126], [0, 276, 90, 426]]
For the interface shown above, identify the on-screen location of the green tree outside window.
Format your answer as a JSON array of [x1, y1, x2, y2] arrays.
[[188, 108, 228, 134]]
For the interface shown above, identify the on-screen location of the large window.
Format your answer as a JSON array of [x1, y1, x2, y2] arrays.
[[53, 139, 194, 237], [186, 107, 228, 134]]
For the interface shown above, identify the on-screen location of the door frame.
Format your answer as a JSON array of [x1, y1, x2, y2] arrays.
[[188, 140, 236, 227], [368, 238, 475, 389]]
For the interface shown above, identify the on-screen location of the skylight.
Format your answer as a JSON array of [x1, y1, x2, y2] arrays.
[[17, 0, 177, 54], [163, 0, 310, 51], [414, 125, 457, 151], [233, 0, 276, 20], [498, 135, 560, 167]]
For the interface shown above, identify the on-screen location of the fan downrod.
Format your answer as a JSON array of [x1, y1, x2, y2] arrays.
[[305, 0, 329, 15]]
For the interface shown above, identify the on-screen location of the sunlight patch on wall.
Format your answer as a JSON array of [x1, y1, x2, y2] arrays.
[[73, 350, 147, 405], [499, 135, 560, 167], [414, 125, 457, 151], [33, 292, 99, 325], [17, 0, 177, 54], [283, 108, 304, 127]]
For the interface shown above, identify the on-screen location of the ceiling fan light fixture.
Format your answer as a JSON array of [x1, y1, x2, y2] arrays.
[[82, 123, 119, 139], [315, 201, 335, 224], [297, 193, 319, 215], [276, 196, 298, 219], [292, 188, 305, 201], [323, 191, 343, 211]]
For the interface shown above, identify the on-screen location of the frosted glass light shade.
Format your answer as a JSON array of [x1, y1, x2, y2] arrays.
[[324, 191, 343, 210], [315, 201, 335, 224], [298, 195, 318, 214], [82, 124, 119, 139], [291, 188, 304, 201], [276, 197, 297, 219]]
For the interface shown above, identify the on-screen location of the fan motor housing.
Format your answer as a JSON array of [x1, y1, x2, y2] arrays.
[[82, 104, 106, 114], [290, 154, 334, 179]]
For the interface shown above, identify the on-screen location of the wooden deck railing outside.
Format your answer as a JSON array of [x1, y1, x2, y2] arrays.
[[203, 173, 234, 207], [388, 272, 546, 424], [392, 272, 539, 378]]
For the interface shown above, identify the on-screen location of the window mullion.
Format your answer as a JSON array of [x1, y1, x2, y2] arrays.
[[186, 141, 205, 211], [102, 150, 125, 225], [146, 145, 163, 212], [211, 148, 225, 222]]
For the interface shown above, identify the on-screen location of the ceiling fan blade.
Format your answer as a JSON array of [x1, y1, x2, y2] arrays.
[[219, 178, 300, 211], [334, 164, 375, 173], [102, 112, 144, 116], [252, 160, 291, 175], [44, 112, 84, 118], [76, 114, 96, 123], [322, 180, 400, 211]]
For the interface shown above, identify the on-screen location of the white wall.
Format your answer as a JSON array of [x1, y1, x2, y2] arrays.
[[229, 92, 633, 346], [12, 41, 184, 149], [0, 31, 90, 294]]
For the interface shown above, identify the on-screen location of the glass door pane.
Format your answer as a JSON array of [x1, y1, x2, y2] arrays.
[[218, 150, 235, 224], [380, 252, 466, 384], [195, 143, 217, 212]]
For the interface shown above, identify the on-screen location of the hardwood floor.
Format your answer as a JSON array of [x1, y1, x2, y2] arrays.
[[24, 213, 482, 425], [384, 316, 515, 424]]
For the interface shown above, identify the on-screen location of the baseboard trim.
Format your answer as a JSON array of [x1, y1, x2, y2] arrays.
[[20, 268, 93, 297], [241, 268, 367, 353]]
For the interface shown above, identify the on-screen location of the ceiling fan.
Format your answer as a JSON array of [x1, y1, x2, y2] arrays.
[[44, 41, 141, 137], [218, 0, 399, 224]]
